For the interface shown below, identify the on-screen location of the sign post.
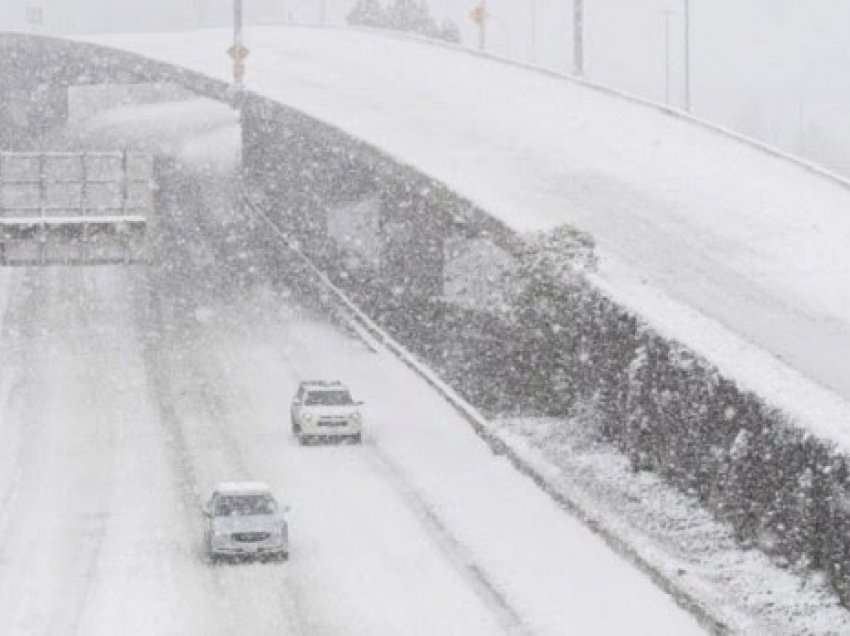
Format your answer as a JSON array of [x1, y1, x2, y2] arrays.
[[228, 0, 250, 106], [573, 0, 584, 76], [469, 2, 488, 51], [228, 43, 250, 87], [683, 0, 691, 112]]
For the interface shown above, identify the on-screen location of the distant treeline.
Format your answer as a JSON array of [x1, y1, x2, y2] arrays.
[[346, 0, 461, 44]]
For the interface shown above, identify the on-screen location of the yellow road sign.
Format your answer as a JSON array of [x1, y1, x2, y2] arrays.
[[469, 4, 487, 25], [227, 43, 250, 62]]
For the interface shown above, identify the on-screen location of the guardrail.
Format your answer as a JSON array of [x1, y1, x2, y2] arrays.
[[239, 189, 734, 635]]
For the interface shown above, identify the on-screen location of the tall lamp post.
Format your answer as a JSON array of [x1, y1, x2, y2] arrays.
[[529, 0, 537, 64], [478, 0, 489, 51], [231, 0, 247, 89], [573, 0, 584, 76], [683, 0, 691, 112], [228, 0, 250, 107], [663, 9, 673, 105]]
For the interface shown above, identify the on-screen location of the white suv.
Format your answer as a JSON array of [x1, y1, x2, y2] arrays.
[[291, 380, 363, 444], [204, 482, 289, 562]]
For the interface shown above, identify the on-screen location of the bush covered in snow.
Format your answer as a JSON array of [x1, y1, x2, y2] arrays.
[[347, 0, 462, 44]]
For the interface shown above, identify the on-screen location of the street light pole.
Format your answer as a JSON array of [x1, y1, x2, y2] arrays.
[[233, 0, 244, 90], [478, 0, 488, 51], [663, 9, 673, 106], [683, 0, 691, 112], [573, 0, 584, 76], [529, 0, 537, 64]]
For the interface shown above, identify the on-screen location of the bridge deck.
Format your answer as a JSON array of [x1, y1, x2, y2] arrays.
[[78, 27, 850, 444]]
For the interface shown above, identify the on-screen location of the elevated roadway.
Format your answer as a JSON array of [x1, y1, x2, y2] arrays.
[[82, 27, 850, 437]]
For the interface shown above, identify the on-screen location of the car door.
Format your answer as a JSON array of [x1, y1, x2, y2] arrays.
[[292, 386, 304, 422], [204, 493, 218, 542]]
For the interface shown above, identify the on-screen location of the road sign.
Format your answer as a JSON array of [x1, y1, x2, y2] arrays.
[[469, 4, 486, 26], [227, 43, 250, 62]]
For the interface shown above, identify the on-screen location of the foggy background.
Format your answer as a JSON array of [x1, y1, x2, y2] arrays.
[[4, 0, 850, 176]]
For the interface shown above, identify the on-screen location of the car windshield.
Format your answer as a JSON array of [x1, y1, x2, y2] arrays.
[[304, 389, 353, 406], [214, 494, 277, 516]]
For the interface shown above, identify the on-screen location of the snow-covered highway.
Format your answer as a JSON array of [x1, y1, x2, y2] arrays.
[[0, 108, 704, 634]]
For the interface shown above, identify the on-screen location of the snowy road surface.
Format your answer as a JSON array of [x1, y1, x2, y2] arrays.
[[0, 131, 703, 633], [81, 27, 850, 444]]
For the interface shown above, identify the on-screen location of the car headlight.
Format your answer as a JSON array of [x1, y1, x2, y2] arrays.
[[351, 412, 362, 423], [212, 531, 228, 544], [302, 412, 315, 423]]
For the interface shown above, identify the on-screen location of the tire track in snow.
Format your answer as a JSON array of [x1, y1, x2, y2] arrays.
[[363, 443, 532, 636], [0, 268, 115, 635], [274, 313, 531, 635], [139, 285, 312, 636], [236, 197, 533, 635], [0, 268, 28, 537], [54, 267, 117, 636], [132, 169, 311, 635]]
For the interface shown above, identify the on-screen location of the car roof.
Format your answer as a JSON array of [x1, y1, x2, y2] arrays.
[[214, 481, 272, 496], [300, 380, 347, 390]]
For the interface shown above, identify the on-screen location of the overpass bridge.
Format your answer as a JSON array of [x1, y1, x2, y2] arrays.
[[1, 30, 514, 292], [70, 27, 850, 422], [4, 26, 850, 430]]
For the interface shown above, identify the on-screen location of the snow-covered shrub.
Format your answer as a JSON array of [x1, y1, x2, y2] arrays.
[[346, 0, 463, 44], [347, 0, 387, 28]]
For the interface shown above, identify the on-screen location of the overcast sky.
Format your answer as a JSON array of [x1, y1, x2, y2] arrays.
[[0, 0, 290, 33]]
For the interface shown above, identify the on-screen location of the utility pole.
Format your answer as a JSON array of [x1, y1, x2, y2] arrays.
[[529, 0, 537, 64], [234, 0, 243, 54], [228, 0, 249, 98], [233, 0, 244, 91], [573, 0, 584, 76], [683, 0, 691, 112], [478, 0, 488, 51], [663, 9, 673, 105]]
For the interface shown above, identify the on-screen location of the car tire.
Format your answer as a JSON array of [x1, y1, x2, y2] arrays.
[[298, 434, 308, 446], [279, 551, 289, 562], [352, 433, 362, 444]]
